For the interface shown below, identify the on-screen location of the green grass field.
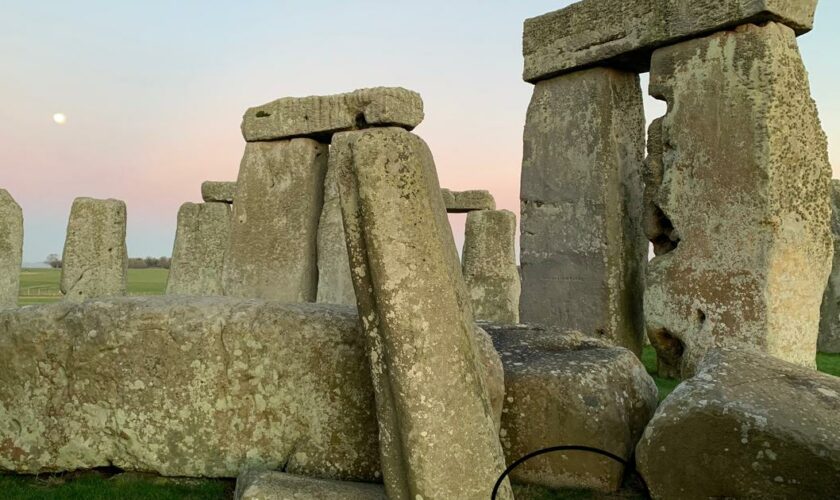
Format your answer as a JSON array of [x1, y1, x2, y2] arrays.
[[18, 268, 168, 306]]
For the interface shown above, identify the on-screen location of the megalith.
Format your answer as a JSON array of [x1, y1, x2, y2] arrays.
[[0, 189, 23, 309], [201, 181, 236, 204], [334, 127, 512, 500], [644, 22, 832, 378], [60, 197, 127, 302], [315, 159, 355, 305], [166, 202, 231, 296], [819, 180, 840, 353], [520, 66, 646, 354], [441, 188, 496, 213]]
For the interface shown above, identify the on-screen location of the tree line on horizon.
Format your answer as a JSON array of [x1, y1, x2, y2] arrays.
[[44, 254, 171, 270]]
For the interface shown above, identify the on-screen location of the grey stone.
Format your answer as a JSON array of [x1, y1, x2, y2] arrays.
[[0, 190, 22, 309], [462, 210, 520, 324], [520, 67, 646, 355], [819, 179, 840, 353], [235, 471, 385, 500], [636, 348, 840, 500], [315, 159, 355, 306], [223, 139, 327, 301], [242, 87, 424, 142], [523, 0, 819, 82], [441, 188, 496, 213], [60, 197, 127, 302], [201, 181, 236, 203], [166, 202, 231, 296], [645, 23, 832, 378], [486, 324, 657, 492], [335, 127, 512, 500]]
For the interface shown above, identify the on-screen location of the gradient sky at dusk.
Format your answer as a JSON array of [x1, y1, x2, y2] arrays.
[[2, 1, 838, 262]]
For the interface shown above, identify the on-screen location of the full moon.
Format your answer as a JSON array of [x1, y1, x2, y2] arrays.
[[52, 113, 67, 125]]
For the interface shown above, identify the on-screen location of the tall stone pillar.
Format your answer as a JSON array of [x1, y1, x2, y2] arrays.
[[819, 180, 840, 354], [0, 190, 23, 309], [166, 202, 231, 296], [315, 159, 355, 305]]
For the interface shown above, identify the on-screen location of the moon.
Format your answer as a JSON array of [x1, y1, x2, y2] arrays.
[[52, 113, 67, 125]]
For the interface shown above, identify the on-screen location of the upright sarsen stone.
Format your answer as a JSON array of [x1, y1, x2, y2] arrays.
[[60, 198, 127, 302], [0, 190, 23, 309], [520, 67, 646, 355], [644, 23, 832, 377], [316, 159, 355, 306], [166, 202, 231, 296], [819, 180, 840, 354], [223, 139, 328, 301]]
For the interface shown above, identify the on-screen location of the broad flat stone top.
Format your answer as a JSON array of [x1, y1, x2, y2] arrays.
[[201, 181, 236, 203], [241, 87, 424, 142], [441, 188, 496, 213], [235, 470, 386, 500], [523, 0, 818, 82]]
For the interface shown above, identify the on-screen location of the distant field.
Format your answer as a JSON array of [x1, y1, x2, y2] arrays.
[[18, 268, 168, 306]]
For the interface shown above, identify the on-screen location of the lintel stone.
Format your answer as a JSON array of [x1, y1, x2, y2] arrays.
[[441, 188, 496, 213], [201, 181, 236, 203]]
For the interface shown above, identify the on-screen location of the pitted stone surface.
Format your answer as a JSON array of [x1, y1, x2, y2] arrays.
[[520, 67, 646, 355], [523, 0, 818, 82], [486, 324, 657, 492], [223, 139, 327, 301], [0, 190, 23, 309], [241, 87, 423, 142], [60, 197, 127, 302], [335, 127, 512, 500], [637, 348, 840, 500], [201, 181, 236, 203], [819, 179, 840, 354], [316, 158, 355, 306], [644, 23, 832, 378], [235, 471, 386, 500], [166, 202, 231, 296], [441, 188, 496, 213], [462, 210, 520, 324]]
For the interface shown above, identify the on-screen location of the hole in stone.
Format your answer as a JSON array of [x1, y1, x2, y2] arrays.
[[650, 205, 679, 255], [696, 309, 706, 325], [255, 111, 270, 118], [650, 328, 684, 378], [354, 112, 368, 128]]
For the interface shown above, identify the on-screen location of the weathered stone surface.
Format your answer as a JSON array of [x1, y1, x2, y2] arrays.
[[637, 348, 840, 500], [520, 67, 646, 355], [645, 23, 832, 378], [441, 188, 496, 213], [463, 210, 520, 324], [315, 159, 355, 306], [487, 324, 657, 492], [242, 88, 423, 142], [0, 190, 23, 309], [523, 0, 818, 82], [60, 198, 127, 302], [223, 139, 327, 301], [201, 181, 236, 203], [166, 202, 231, 296], [235, 471, 386, 500], [819, 180, 840, 354], [335, 127, 512, 500]]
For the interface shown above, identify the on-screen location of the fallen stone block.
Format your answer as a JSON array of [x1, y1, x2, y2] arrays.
[[523, 0, 818, 82], [201, 181, 236, 204], [441, 188, 496, 213], [234, 470, 385, 500], [636, 348, 840, 500], [0, 189, 23, 309], [315, 158, 355, 306], [241, 87, 423, 142], [819, 179, 840, 354], [166, 202, 231, 296]]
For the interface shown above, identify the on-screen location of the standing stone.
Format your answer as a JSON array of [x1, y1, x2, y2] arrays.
[[315, 159, 355, 305], [462, 209, 520, 324], [520, 67, 646, 355], [645, 23, 832, 378], [223, 139, 328, 301], [819, 180, 840, 353], [201, 181, 236, 204], [166, 202, 231, 296], [60, 198, 127, 302], [335, 127, 512, 500], [0, 190, 23, 309]]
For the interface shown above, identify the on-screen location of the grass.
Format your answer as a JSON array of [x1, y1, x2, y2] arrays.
[[18, 268, 168, 306]]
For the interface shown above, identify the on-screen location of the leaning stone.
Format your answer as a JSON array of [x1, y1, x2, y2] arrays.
[[441, 188, 496, 213], [462, 210, 520, 324], [166, 202, 231, 296], [242, 87, 423, 142], [819, 179, 840, 354], [486, 324, 658, 492], [60, 197, 127, 302], [0, 190, 23, 309], [644, 23, 832, 378], [523, 0, 818, 82], [223, 139, 327, 301], [315, 159, 355, 306], [201, 181, 236, 203], [335, 127, 512, 500], [520, 67, 646, 355], [636, 348, 840, 500], [235, 470, 386, 500]]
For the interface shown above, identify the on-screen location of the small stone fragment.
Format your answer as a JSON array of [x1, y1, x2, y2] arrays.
[[235, 470, 386, 500], [201, 181, 236, 203], [441, 188, 496, 213], [0, 190, 23, 309], [166, 202, 231, 296], [819, 179, 840, 353], [315, 158, 355, 305]]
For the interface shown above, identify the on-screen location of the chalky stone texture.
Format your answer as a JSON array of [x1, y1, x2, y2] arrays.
[[819, 180, 840, 354], [441, 188, 496, 213], [166, 202, 231, 296], [315, 159, 355, 306], [462, 210, 520, 324], [0, 190, 23, 309], [637, 348, 840, 500], [223, 139, 327, 301], [235, 471, 386, 500], [60, 198, 127, 303], [523, 0, 819, 82], [520, 67, 646, 355], [335, 127, 512, 500], [645, 23, 832, 378], [486, 325, 657, 492], [201, 181, 236, 203], [242, 87, 423, 142]]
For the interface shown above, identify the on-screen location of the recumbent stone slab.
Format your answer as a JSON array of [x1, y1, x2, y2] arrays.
[[819, 179, 840, 354], [441, 188, 496, 213], [315, 158, 355, 306], [234, 471, 386, 500], [0, 190, 23, 309], [166, 202, 231, 296], [201, 181, 236, 203]]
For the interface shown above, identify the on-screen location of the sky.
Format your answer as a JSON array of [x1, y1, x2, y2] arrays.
[[1, 1, 838, 263]]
